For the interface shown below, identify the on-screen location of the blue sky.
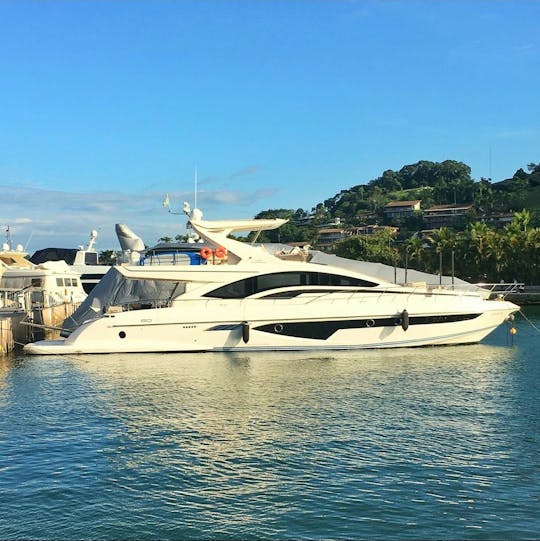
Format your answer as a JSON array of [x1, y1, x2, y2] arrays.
[[1, 0, 539, 250]]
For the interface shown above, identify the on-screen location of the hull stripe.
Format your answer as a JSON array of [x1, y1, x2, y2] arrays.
[[253, 314, 481, 340]]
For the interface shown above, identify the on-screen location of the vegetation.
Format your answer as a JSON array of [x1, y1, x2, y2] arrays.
[[246, 209, 320, 244], [320, 160, 540, 229], [144, 160, 538, 282], [253, 160, 540, 283], [336, 211, 539, 284]]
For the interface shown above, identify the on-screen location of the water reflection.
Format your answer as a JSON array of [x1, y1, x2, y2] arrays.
[[59, 344, 521, 470], [1, 312, 539, 540]]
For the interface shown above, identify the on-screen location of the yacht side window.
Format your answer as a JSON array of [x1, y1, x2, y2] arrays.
[[204, 271, 377, 299], [56, 278, 63, 286]]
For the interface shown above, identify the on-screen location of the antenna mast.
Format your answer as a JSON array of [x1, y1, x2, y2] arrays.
[[5, 225, 12, 249]]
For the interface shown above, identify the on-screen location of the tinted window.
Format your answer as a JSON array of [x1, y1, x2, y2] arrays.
[[85, 253, 99, 265], [205, 272, 376, 298], [257, 272, 303, 291]]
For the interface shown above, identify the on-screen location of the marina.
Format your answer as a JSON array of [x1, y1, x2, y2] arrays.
[[2, 1, 540, 539], [22, 205, 519, 355], [1, 242, 88, 353]]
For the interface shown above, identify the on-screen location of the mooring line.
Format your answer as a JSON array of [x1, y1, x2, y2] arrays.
[[518, 309, 540, 334]]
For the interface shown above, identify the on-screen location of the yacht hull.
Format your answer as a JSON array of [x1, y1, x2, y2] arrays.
[[24, 295, 518, 355]]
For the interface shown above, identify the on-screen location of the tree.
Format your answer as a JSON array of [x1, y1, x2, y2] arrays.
[[424, 228, 458, 275], [510, 209, 532, 232], [335, 229, 398, 265], [404, 235, 426, 270], [458, 223, 499, 281], [99, 250, 117, 265], [312, 203, 328, 225], [378, 170, 402, 191], [473, 178, 494, 212], [248, 208, 318, 243]]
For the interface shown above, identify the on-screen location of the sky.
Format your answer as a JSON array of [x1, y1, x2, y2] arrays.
[[1, 0, 539, 251]]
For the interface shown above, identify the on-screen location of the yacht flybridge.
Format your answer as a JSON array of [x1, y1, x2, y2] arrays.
[[24, 205, 519, 355]]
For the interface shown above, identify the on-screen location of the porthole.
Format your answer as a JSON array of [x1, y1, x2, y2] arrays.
[[274, 323, 284, 333], [394, 318, 402, 326], [366, 319, 375, 328], [119, 331, 126, 339]]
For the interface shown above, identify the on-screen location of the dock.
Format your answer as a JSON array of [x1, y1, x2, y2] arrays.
[[503, 286, 540, 306], [1, 292, 81, 354], [0, 313, 28, 354]]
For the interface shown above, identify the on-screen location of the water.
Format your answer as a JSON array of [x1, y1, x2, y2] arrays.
[[1, 308, 539, 540]]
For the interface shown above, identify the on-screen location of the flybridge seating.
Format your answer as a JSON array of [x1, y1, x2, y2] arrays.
[[140, 251, 205, 266], [139, 247, 228, 266], [139, 241, 228, 266]]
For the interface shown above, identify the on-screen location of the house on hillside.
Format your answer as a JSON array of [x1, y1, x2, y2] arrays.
[[316, 228, 348, 251], [291, 213, 315, 226], [383, 200, 421, 221], [349, 225, 399, 236], [423, 204, 475, 229], [486, 213, 515, 228], [356, 210, 377, 223], [317, 217, 343, 229], [315, 225, 399, 252]]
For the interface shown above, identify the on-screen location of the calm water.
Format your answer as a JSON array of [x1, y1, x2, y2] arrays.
[[1, 308, 539, 540]]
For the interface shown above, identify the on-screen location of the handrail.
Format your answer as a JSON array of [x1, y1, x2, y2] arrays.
[[104, 297, 173, 313], [476, 282, 525, 297]]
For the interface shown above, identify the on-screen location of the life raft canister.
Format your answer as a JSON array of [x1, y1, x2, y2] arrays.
[[200, 247, 212, 260], [214, 246, 227, 259]]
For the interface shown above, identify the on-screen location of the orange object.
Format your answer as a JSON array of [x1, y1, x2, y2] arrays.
[[200, 247, 212, 260], [214, 246, 227, 259]]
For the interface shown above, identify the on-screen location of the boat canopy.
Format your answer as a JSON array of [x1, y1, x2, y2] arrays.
[[61, 267, 184, 336]]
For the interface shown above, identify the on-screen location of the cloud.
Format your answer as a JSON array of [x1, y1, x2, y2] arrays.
[[515, 43, 535, 53], [229, 166, 260, 179], [199, 188, 276, 206], [494, 127, 538, 141], [0, 183, 277, 252]]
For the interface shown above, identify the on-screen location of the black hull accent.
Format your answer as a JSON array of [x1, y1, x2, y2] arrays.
[[254, 313, 481, 340], [80, 273, 108, 294]]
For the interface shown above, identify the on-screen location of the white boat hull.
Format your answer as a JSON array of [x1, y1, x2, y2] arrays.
[[24, 293, 518, 355]]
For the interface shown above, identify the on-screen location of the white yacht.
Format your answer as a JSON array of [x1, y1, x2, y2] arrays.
[[1, 241, 87, 345], [29, 230, 110, 293], [1, 243, 87, 309], [24, 205, 519, 355]]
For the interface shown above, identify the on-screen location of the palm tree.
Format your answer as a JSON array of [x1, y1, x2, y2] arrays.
[[404, 235, 426, 269], [464, 222, 496, 281], [425, 228, 457, 275], [510, 209, 532, 233]]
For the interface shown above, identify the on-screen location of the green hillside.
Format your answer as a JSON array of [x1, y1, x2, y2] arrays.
[[254, 159, 540, 235], [249, 160, 540, 284]]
